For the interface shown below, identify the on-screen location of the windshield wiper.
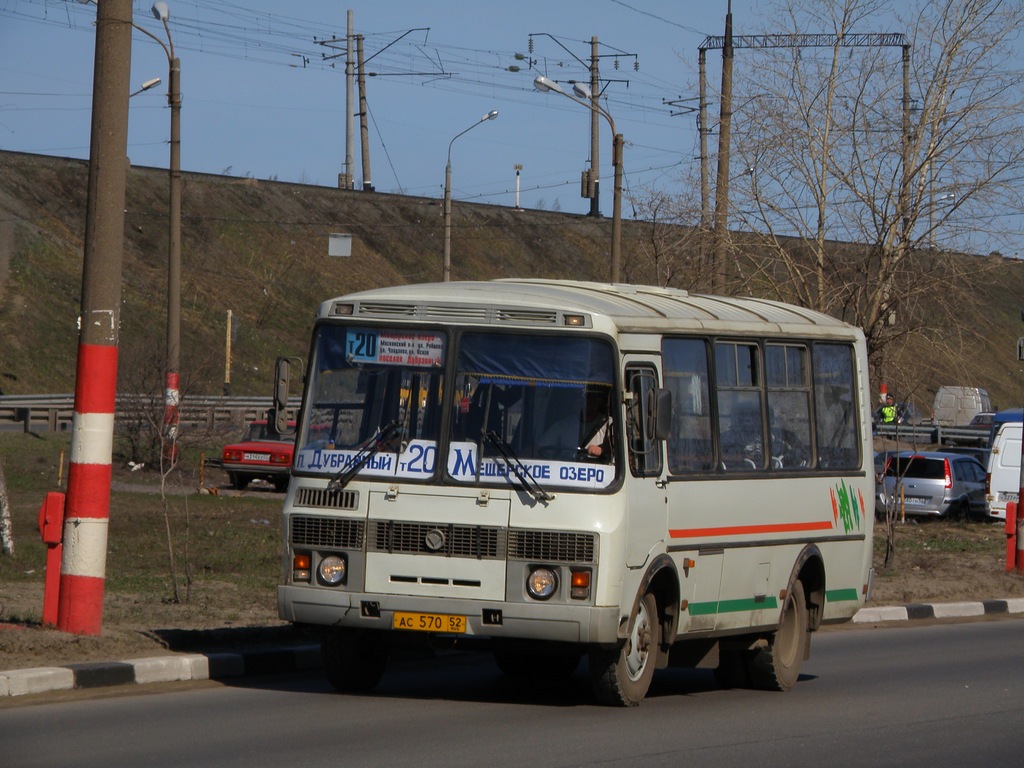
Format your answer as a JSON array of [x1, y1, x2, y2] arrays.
[[328, 420, 402, 491], [483, 429, 553, 503]]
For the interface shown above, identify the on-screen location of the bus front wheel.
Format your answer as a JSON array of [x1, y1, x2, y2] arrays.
[[321, 629, 389, 693], [748, 579, 808, 691], [589, 592, 659, 706]]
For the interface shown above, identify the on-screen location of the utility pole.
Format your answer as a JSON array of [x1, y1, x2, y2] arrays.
[[698, 48, 709, 229], [588, 36, 601, 217], [711, 0, 735, 294], [58, 0, 133, 635], [356, 34, 373, 191], [698, 22, 910, 295], [343, 9, 354, 189], [528, 32, 634, 219]]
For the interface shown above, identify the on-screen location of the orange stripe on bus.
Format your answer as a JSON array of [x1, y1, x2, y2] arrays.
[[669, 520, 835, 539]]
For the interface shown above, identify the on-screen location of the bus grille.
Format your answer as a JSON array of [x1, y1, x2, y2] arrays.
[[294, 486, 359, 510], [291, 515, 365, 549], [508, 530, 597, 563], [370, 521, 505, 560], [352, 301, 558, 325]]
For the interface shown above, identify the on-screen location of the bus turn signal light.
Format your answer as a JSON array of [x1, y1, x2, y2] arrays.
[[570, 569, 591, 599]]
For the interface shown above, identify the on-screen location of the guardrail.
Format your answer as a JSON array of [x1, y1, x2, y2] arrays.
[[2, 393, 992, 447], [874, 422, 989, 447], [0, 394, 300, 434]]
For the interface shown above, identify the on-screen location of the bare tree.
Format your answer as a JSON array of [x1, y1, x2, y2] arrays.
[[626, 186, 714, 290], [701, 0, 1024, 385], [0, 458, 13, 557]]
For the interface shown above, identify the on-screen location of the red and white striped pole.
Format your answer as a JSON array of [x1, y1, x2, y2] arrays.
[[59, 348, 118, 634], [56, 0, 133, 635]]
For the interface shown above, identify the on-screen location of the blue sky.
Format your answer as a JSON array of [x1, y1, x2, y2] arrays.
[[0, 0, 757, 217]]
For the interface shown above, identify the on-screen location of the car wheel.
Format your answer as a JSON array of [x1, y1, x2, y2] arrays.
[[229, 473, 249, 490], [947, 499, 970, 521]]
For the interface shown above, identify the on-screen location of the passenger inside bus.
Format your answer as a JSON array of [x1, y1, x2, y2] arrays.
[[720, 399, 765, 470], [536, 387, 613, 462]]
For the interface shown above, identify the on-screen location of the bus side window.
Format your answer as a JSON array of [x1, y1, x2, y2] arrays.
[[625, 365, 662, 477], [766, 343, 812, 469], [662, 337, 713, 473], [813, 343, 860, 469]]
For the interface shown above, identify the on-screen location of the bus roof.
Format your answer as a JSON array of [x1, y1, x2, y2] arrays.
[[319, 280, 861, 338]]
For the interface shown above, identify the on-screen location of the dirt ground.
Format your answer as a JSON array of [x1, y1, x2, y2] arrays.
[[3, 517, 1023, 674]]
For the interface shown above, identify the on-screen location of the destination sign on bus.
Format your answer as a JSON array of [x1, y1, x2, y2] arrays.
[[346, 328, 444, 367]]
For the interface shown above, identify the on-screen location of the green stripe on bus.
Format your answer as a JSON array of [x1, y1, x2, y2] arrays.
[[825, 588, 860, 603], [689, 596, 780, 616]]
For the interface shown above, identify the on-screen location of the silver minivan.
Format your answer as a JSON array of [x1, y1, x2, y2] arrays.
[[881, 451, 989, 519]]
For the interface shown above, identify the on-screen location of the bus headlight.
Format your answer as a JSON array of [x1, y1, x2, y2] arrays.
[[526, 567, 558, 600], [317, 555, 347, 586]]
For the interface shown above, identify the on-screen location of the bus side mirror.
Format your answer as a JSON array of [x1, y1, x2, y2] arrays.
[[653, 388, 672, 441], [269, 357, 291, 436]]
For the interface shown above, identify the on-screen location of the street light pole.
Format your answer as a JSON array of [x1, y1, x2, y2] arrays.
[[533, 75, 623, 283], [443, 110, 498, 282], [138, 1, 181, 459]]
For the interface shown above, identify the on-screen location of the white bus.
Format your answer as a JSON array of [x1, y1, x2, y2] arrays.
[[275, 280, 874, 706]]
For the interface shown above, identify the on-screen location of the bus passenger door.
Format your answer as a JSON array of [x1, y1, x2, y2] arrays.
[[623, 359, 668, 568]]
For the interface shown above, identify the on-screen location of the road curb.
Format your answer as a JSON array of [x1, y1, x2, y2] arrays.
[[4, 600, 1024, 697], [851, 597, 1024, 624], [0, 644, 321, 698]]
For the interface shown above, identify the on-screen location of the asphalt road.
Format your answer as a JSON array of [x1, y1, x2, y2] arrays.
[[3, 620, 1023, 768]]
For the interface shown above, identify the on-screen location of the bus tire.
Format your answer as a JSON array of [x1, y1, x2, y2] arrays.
[[748, 580, 808, 691], [321, 629, 389, 693], [589, 592, 659, 706]]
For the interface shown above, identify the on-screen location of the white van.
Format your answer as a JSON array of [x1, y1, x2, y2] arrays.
[[986, 422, 1021, 520], [933, 386, 991, 426]]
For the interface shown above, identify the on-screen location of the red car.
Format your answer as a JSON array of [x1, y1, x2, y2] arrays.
[[221, 419, 295, 492]]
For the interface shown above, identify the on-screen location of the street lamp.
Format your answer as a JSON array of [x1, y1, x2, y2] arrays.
[[130, 77, 162, 98], [533, 75, 623, 283], [443, 110, 499, 282], [134, 1, 182, 457]]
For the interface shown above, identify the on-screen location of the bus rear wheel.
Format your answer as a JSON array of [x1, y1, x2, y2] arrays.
[[321, 629, 389, 693], [589, 592, 659, 706], [748, 580, 808, 691]]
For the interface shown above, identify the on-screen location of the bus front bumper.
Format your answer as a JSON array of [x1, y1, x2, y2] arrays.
[[278, 585, 622, 645]]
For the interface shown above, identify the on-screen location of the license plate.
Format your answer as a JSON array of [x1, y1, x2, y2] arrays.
[[393, 611, 466, 634], [999, 491, 1019, 502], [904, 496, 928, 505], [244, 452, 271, 461]]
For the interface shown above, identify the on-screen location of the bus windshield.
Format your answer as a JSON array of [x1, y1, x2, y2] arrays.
[[446, 332, 617, 491], [294, 326, 618, 491], [295, 325, 446, 482]]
